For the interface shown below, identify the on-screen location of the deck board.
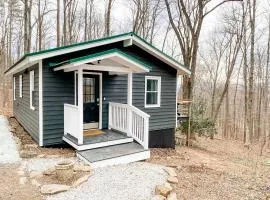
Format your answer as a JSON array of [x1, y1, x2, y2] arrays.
[[65, 129, 130, 146], [77, 142, 145, 163]]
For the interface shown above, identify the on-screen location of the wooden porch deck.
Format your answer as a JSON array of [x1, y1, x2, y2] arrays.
[[63, 129, 133, 150]]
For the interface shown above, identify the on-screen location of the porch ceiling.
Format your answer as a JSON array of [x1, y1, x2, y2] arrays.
[[51, 49, 150, 73]]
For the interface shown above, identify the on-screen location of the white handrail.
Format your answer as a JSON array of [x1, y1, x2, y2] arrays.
[[109, 102, 150, 149]]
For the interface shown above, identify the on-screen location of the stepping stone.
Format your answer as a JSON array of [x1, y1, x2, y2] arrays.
[[167, 192, 177, 200], [164, 167, 177, 177], [167, 176, 178, 184], [40, 184, 70, 195]]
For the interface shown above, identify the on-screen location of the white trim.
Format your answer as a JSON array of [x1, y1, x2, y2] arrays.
[[74, 72, 77, 105], [132, 36, 191, 74], [81, 71, 103, 130], [63, 136, 133, 151], [29, 70, 35, 110], [64, 64, 133, 73], [38, 61, 43, 146], [77, 150, 150, 168], [13, 76, 16, 100], [19, 74, 23, 98], [123, 38, 133, 47], [144, 76, 161, 108], [29, 36, 130, 63], [6, 34, 190, 76], [77, 68, 84, 145], [176, 75, 179, 128], [54, 52, 149, 73]]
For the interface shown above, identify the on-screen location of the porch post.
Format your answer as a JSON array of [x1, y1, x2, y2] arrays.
[[78, 68, 83, 145], [127, 72, 133, 136]]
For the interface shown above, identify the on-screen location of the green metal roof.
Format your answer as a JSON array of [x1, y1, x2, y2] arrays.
[[5, 32, 190, 74], [48, 48, 152, 70]]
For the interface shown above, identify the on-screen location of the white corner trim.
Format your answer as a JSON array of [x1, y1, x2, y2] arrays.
[[13, 76, 16, 100], [39, 61, 43, 146], [29, 70, 35, 110], [144, 76, 161, 108], [19, 75, 23, 98]]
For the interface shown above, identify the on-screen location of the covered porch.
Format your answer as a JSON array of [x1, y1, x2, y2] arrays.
[[51, 49, 150, 151]]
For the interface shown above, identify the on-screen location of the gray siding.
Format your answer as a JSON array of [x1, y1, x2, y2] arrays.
[[42, 63, 75, 146], [42, 44, 176, 146], [101, 58, 177, 131], [102, 73, 128, 128], [13, 64, 39, 142]]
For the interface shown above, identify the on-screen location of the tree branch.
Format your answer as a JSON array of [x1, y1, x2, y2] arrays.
[[203, 0, 243, 18]]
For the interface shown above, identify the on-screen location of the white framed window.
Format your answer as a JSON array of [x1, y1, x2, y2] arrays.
[[13, 77, 16, 100], [30, 70, 35, 110], [19, 75, 23, 98], [145, 76, 161, 108]]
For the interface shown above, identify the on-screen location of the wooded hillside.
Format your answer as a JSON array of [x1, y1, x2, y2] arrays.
[[0, 0, 269, 153]]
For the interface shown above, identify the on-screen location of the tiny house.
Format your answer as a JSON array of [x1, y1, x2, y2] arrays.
[[5, 32, 190, 167]]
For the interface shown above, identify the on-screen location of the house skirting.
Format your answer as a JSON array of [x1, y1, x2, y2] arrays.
[[149, 128, 175, 148]]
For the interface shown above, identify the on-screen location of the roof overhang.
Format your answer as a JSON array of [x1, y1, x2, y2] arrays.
[[53, 49, 150, 73], [4, 32, 191, 75]]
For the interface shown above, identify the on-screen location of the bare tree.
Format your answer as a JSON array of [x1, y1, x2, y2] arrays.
[[104, 0, 114, 36], [164, 0, 243, 100]]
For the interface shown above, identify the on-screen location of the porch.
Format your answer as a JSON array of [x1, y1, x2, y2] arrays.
[[50, 48, 151, 166]]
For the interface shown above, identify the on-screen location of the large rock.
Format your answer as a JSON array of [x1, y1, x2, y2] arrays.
[[167, 192, 177, 200], [73, 164, 91, 172], [164, 167, 177, 177], [43, 167, 55, 176], [155, 182, 172, 197], [167, 176, 178, 184], [20, 150, 38, 158], [40, 184, 70, 195], [72, 174, 91, 187], [151, 195, 166, 200]]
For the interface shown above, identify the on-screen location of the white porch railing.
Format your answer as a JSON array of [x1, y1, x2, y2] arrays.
[[109, 102, 150, 149], [64, 104, 81, 143]]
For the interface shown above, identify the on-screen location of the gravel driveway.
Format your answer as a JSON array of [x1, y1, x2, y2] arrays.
[[47, 162, 167, 200], [0, 115, 21, 164]]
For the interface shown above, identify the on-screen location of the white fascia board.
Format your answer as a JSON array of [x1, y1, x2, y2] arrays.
[[111, 54, 149, 73], [64, 64, 133, 73], [55, 52, 149, 73], [132, 37, 191, 75], [8, 35, 131, 75], [5, 57, 32, 75], [29, 35, 131, 63]]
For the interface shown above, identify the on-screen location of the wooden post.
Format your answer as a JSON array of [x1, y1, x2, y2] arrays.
[[78, 68, 83, 145]]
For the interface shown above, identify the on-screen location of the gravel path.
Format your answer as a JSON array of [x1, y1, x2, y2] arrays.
[[0, 115, 21, 164], [47, 162, 167, 200]]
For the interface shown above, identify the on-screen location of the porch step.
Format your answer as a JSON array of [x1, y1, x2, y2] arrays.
[[77, 142, 150, 168], [63, 129, 134, 151]]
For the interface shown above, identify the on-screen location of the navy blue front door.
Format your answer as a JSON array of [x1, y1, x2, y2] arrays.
[[83, 74, 99, 126]]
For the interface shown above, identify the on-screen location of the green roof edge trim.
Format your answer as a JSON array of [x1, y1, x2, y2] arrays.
[[131, 33, 189, 71], [26, 32, 133, 57], [5, 31, 191, 74], [49, 48, 152, 70]]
